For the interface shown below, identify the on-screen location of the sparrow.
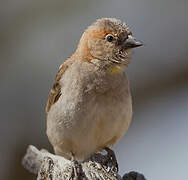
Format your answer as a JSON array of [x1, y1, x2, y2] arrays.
[[46, 18, 142, 167]]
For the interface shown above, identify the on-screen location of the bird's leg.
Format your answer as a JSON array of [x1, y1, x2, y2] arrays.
[[71, 153, 85, 180], [104, 147, 119, 172]]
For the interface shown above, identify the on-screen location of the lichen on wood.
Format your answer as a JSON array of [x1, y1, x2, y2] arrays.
[[22, 145, 146, 180]]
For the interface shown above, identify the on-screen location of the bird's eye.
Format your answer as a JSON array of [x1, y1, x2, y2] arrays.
[[105, 34, 114, 42]]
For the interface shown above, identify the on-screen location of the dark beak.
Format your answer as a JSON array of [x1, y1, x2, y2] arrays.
[[124, 35, 143, 49]]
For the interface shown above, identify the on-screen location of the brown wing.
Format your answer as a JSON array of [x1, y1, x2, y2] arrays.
[[46, 62, 69, 113]]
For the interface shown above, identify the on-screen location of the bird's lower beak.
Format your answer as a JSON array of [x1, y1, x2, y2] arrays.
[[124, 35, 143, 49]]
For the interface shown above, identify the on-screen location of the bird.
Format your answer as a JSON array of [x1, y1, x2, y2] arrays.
[[46, 18, 142, 173]]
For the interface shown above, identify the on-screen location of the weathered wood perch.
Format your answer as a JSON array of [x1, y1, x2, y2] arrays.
[[22, 145, 146, 180]]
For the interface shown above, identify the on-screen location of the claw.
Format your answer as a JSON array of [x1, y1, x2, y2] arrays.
[[104, 147, 119, 172], [71, 153, 85, 180]]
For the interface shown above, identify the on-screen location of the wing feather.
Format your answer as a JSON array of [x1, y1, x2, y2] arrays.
[[46, 62, 69, 113]]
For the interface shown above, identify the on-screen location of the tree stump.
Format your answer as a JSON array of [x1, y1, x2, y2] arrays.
[[22, 145, 146, 180]]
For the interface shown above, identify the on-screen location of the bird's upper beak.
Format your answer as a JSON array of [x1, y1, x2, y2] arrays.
[[123, 35, 143, 49]]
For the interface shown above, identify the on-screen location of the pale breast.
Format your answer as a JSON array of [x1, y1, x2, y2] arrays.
[[46, 60, 132, 159], [91, 72, 132, 149]]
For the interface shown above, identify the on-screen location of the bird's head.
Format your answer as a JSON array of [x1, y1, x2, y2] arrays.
[[75, 18, 142, 69]]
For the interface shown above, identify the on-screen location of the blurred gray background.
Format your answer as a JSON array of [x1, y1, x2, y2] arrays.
[[1, 0, 188, 179]]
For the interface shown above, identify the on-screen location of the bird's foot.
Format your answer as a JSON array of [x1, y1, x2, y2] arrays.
[[71, 154, 86, 180], [122, 171, 146, 180], [104, 147, 119, 173]]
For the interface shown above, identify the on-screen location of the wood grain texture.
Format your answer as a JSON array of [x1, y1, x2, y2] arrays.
[[22, 145, 146, 180]]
